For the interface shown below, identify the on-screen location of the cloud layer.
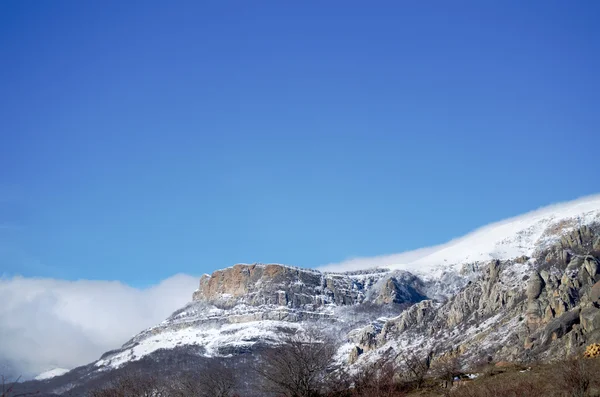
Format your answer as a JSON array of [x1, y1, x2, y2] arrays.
[[0, 274, 198, 378]]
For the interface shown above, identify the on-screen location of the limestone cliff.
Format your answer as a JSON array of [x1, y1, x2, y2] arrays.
[[192, 263, 426, 309]]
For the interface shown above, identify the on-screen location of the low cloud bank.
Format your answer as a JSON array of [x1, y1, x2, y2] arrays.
[[0, 274, 198, 378]]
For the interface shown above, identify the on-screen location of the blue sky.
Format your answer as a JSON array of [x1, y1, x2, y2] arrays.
[[1, 1, 599, 285]]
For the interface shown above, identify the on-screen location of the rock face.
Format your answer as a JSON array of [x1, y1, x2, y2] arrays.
[[192, 263, 427, 309], [192, 264, 376, 308], [560, 225, 600, 256], [91, 265, 429, 370]]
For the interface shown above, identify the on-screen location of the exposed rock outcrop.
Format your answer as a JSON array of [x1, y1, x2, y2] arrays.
[[347, 226, 600, 367], [192, 264, 426, 309]]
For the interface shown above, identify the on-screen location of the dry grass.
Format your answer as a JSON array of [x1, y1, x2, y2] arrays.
[[406, 357, 600, 397], [82, 357, 600, 397]]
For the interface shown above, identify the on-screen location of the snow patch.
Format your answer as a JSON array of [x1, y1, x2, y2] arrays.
[[35, 368, 70, 380], [95, 320, 303, 370]]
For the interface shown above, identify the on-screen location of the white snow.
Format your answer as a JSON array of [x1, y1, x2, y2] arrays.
[[35, 368, 70, 380], [95, 319, 304, 370], [320, 194, 600, 279]]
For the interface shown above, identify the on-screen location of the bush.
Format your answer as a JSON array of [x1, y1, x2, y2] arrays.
[[253, 328, 338, 397], [583, 343, 600, 359], [556, 358, 594, 397], [350, 352, 406, 397], [449, 378, 547, 397]]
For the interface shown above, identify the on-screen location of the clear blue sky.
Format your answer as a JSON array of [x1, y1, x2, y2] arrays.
[[1, 1, 598, 285]]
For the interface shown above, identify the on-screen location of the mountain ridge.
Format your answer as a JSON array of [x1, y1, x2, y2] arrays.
[[320, 194, 600, 275], [20, 195, 600, 396]]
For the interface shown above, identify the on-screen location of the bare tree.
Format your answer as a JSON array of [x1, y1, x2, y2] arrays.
[[430, 355, 461, 388], [351, 351, 402, 397], [1, 375, 39, 397], [88, 373, 169, 397], [398, 350, 429, 389], [255, 328, 337, 397], [170, 359, 237, 397], [558, 358, 593, 397]]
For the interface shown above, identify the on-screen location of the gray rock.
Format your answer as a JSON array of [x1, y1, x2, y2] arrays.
[[583, 256, 598, 279], [192, 263, 400, 309], [348, 346, 363, 364], [527, 272, 545, 300], [590, 281, 600, 304], [542, 309, 581, 345], [580, 307, 600, 333]]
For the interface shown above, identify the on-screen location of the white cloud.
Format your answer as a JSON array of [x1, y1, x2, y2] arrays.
[[0, 274, 198, 378], [318, 246, 443, 273]]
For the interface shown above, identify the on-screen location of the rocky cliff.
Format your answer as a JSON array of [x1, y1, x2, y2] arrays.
[[193, 264, 378, 307], [91, 264, 429, 369], [192, 263, 427, 308], [346, 225, 600, 367]]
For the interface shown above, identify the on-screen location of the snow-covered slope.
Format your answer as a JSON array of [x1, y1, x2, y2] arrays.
[[94, 318, 304, 370], [93, 267, 399, 371], [321, 195, 600, 279], [35, 368, 70, 380]]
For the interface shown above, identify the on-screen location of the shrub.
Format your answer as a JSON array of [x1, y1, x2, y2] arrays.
[[583, 343, 600, 358], [556, 358, 594, 397]]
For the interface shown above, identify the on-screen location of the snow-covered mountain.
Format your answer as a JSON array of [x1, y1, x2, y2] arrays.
[[88, 195, 600, 370], [20, 195, 600, 396], [93, 265, 417, 371]]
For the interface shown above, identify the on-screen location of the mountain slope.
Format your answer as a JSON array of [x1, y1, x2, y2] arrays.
[[93, 265, 423, 371], [16, 195, 600, 396], [346, 224, 600, 369]]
